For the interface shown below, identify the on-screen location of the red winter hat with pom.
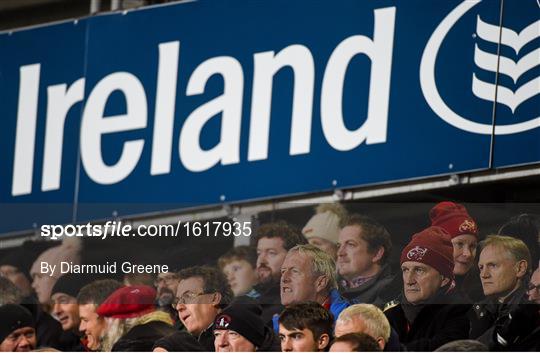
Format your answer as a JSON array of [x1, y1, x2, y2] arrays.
[[429, 201, 478, 239], [97, 285, 156, 319], [401, 226, 455, 280]]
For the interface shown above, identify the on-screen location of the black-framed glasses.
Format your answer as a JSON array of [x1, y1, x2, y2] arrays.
[[527, 283, 540, 293], [171, 291, 208, 306]]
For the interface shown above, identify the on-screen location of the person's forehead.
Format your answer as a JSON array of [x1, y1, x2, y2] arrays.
[[480, 244, 512, 261], [339, 225, 364, 241], [178, 276, 204, 292], [401, 261, 432, 270], [283, 251, 309, 265], [223, 259, 249, 268], [451, 234, 477, 243], [279, 325, 309, 335], [158, 272, 177, 279], [257, 236, 285, 250], [79, 303, 98, 315]]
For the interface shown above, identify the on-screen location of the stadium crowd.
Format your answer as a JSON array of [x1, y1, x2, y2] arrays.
[[1, 202, 539, 352]]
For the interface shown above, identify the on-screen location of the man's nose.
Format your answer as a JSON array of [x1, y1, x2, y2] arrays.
[[281, 337, 292, 352], [462, 246, 472, 258], [257, 253, 268, 265], [17, 335, 31, 349], [53, 303, 61, 315], [480, 267, 490, 278], [403, 271, 415, 285], [337, 244, 346, 257], [281, 270, 291, 283], [217, 334, 228, 347]]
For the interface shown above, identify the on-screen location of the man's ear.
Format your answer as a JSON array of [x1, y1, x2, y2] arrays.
[[317, 333, 330, 350], [376, 337, 386, 351], [372, 247, 385, 264], [515, 260, 528, 278], [315, 275, 329, 293], [211, 292, 222, 306]]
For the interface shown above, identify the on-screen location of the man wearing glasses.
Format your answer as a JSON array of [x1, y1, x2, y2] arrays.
[[153, 266, 233, 352], [527, 265, 540, 304]]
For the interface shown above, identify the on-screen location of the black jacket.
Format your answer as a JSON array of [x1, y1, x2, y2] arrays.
[[254, 282, 284, 326], [22, 302, 63, 350], [57, 330, 86, 351], [469, 285, 529, 344], [454, 268, 484, 303], [153, 326, 215, 352], [112, 321, 177, 351], [384, 289, 471, 351], [340, 265, 398, 307]]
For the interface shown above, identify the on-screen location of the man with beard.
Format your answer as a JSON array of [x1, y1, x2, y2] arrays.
[[77, 279, 124, 351], [384, 226, 470, 351], [155, 271, 181, 325], [254, 221, 307, 324]]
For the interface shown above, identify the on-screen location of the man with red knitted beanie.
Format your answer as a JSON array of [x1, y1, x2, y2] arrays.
[[430, 201, 483, 301], [384, 226, 470, 351]]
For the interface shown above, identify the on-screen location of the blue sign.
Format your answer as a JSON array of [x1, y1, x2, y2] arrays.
[[0, 0, 538, 233]]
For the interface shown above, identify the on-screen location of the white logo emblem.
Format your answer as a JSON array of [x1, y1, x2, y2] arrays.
[[420, 0, 540, 135], [473, 16, 540, 113], [407, 246, 428, 261]]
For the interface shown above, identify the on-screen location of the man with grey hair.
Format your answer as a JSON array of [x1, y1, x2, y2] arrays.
[[470, 235, 535, 348], [335, 304, 391, 351], [273, 244, 349, 331]]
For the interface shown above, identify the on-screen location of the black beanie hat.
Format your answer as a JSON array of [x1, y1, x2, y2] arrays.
[[0, 304, 35, 343], [51, 273, 86, 298], [214, 303, 266, 348]]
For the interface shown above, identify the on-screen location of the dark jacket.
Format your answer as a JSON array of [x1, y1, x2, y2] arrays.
[[112, 317, 177, 351], [384, 289, 471, 351], [454, 268, 484, 303], [490, 303, 540, 351], [254, 281, 284, 326], [22, 302, 63, 350], [259, 326, 281, 352], [153, 325, 215, 352], [469, 285, 529, 344], [57, 330, 86, 351], [340, 265, 398, 307]]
